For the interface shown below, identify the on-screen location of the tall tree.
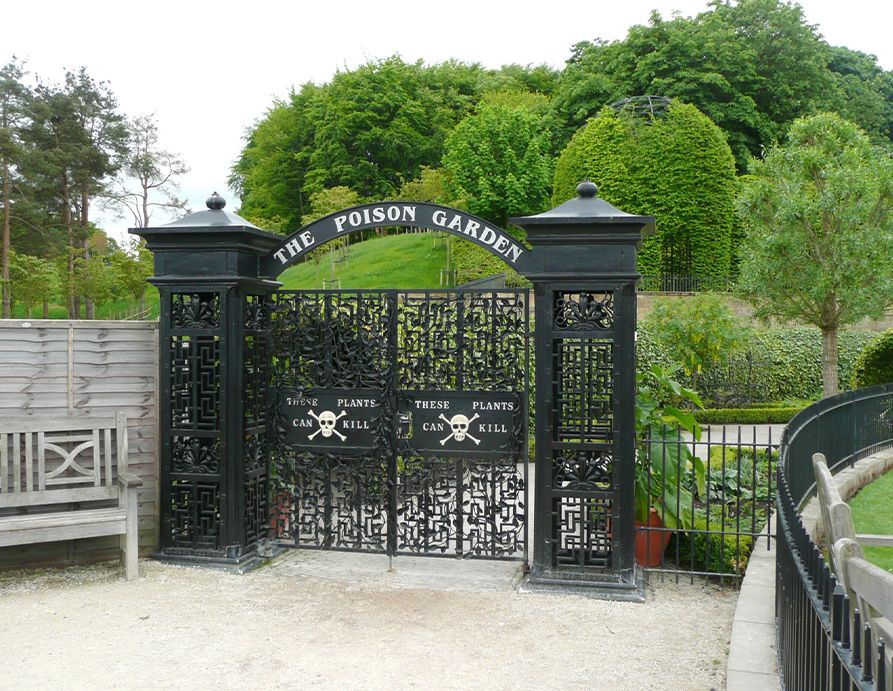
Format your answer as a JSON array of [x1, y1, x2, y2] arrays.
[[0, 58, 29, 318], [736, 113, 893, 397], [442, 103, 553, 230], [23, 68, 128, 318], [106, 114, 188, 227], [554, 0, 840, 169]]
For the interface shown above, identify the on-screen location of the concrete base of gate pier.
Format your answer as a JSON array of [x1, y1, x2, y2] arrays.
[[151, 540, 287, 574], [520, 569, 646, 602]]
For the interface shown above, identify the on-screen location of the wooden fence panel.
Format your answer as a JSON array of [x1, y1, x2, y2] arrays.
[[0, 320, 159, 570]]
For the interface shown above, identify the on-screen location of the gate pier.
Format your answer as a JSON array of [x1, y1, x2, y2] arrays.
[[512, 180, 653, 600], [135, 193, 283, 570]]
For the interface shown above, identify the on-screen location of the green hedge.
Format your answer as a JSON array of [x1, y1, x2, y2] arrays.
[[851, 329, 893, 388], [693, 407, 805, 425], [553, 102, 736, 281], [451, 238, 529, 287], [637, 323, 876, 404]]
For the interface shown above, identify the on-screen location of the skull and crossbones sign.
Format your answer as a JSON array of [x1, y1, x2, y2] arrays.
[[307, 409, 347, 441], [439, 413, 481, 445]]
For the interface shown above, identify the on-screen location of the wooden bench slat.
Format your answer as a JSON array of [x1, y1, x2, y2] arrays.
[[13, 432, 20, 493], [0, 486, 118, 508], [1, 432, 7, 493], [856, 533, 893, 547], [37, 432, 45, 491], [25, 433, 33, 492]]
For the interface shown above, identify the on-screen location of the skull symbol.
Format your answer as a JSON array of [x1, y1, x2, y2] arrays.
[[318, 411, 338, 437], [307, 409, 347, 441], [438, 412, 481, 445], [451, 414, 470, 441]]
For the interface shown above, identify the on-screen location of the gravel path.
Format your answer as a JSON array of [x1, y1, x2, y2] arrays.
[[0, 551, 737, 690]]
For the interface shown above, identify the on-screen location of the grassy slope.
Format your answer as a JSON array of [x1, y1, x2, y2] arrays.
[[278, 232, 447, 290], [848, 469, 893, 573], [7, 233, 447, 320]]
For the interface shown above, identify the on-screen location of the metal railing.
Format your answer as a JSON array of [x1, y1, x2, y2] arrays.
[[777, 384, 893, 690], [639, 424, 777, 582], [637, 274, 735, 293]]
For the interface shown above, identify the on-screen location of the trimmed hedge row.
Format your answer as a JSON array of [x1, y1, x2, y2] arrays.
[[851, 329, 893, 388], [693, 407, 805, 425], [638, 324, 876, 404]]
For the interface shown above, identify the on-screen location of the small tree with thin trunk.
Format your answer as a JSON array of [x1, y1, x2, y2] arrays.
[[736, 112, 893, 397]]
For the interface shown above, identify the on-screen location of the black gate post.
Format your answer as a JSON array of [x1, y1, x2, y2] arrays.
[[133, 194, 283, 570], [512, 181, 654, 600]]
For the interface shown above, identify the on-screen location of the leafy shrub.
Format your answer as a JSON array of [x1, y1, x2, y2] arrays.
[[451, 239, 529, 287], [851, 329, 893, 388], [643, 294, 749, 377], [669, 519, 754, 575]]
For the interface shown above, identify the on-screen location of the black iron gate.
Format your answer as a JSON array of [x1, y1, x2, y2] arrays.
[[269, 289, 529, 560]]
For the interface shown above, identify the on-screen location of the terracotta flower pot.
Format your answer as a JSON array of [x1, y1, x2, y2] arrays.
[[634, 507, 672, 567]]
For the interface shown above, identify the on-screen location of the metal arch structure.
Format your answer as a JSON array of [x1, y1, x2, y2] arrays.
[[135, 184, 654, 600], [259, 201, 531, 278]]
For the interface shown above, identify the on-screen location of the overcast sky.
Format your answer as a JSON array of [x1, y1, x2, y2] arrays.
[[6, 0, 893, 241]]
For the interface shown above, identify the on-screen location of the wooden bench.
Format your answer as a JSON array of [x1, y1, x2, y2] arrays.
[[813, 452, 893, 657], [0, 412, 142, 580]]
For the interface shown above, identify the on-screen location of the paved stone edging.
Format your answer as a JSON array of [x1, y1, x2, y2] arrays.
[[726, 523, 779, 691], [726, 447, 893, 691]]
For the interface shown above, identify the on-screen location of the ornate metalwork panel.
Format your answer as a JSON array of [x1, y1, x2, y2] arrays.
[[163, 291, 225, 553], [270, 289, 529, 560], [541, 288, 625, 575]]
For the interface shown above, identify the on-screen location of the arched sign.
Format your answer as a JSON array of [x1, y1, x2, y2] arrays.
[[260, 202, 530, 278]]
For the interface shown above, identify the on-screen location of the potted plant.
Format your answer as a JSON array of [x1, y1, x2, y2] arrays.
[[634, 364, 706, 566]]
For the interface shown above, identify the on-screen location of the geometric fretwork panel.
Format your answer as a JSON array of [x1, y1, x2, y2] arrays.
[[553, 495, 613, 570], [170, 479, 221, 550], [170, 335, 220, 431], [398, 292, 527, 391], [552, 449, 613, 491], [553, 337, 613, 443], [244, 471, 268, 547], [553, 291, 614, 331], [396, 457, 525, 558], [269, 288, 529, 561]]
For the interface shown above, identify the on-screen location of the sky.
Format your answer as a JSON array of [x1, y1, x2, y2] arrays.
[[5, 0, 893, 242]]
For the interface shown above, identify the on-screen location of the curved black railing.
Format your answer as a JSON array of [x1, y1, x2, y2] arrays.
[[777, 383, 893, 690]]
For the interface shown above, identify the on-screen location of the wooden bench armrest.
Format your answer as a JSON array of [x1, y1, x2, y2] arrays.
[[118, 472, 143, 489]]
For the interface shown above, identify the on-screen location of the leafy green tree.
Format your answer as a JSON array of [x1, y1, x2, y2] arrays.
[[23, 68, 128, 318], [110, 241, 153, 313], [554, 0, 841, 169], [231, 59, 557, 232], [398, 166, 449, 204], [442, 103, 553, 230], [1, 58, 29, 317], [553, 102, 737, 282], [737, 113, 893, 397], [9, 251, 57, 317]]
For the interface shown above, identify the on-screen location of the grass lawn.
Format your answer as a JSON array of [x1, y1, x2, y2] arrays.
[[279, 232, 447, 290], [848, 468, 893, 573]]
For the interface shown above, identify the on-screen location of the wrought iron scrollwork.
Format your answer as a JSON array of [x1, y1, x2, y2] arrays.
[[553, 291, 614, 330], [171, 292, 220, 329], [552, 449, 613, 490], [171, 436, 221, 474]]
